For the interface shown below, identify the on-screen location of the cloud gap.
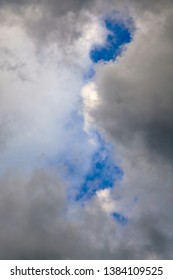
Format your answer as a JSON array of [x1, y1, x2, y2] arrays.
[[89, 15, 132, 63]]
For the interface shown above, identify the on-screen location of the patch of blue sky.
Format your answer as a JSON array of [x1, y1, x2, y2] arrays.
[[112, 212, 128, 225], [90, 16, 132, 63], [75, 131, 123, 201]]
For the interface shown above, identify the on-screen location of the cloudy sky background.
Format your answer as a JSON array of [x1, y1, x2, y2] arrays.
[[0, 0, 173, 259]]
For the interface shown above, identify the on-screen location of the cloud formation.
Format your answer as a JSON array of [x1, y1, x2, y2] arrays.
[[90, 0, 173, 259], [0, 0, 173, 259]]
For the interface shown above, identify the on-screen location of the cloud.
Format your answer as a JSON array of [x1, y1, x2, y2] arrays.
[[0, 13, 105, 170], [89, 0, 173, 259], [0, 0, 93, 13], [0, 168, 129, 260], [0, 0, 119, 260], [92, 3, 173, 161]]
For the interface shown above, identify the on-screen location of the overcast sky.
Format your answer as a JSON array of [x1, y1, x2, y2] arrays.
[[0, 0, 173, 259]]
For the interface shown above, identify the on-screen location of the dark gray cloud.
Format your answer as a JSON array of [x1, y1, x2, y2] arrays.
[[0, 169, 119, 259], [1, 167, 173, 259], [1, 168, 173, 260], [0, 0, 95, 47], [0, 0, 172, 17], [88, 0, 173, 259], [0, 0, 171, 48], [92, 4, 173, 162], [0, 0, 93, 13]]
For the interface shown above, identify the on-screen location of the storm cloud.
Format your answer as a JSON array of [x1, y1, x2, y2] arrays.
[[90, 0, 173, 259]]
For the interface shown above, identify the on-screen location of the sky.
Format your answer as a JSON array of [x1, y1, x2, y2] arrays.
[[0, 0, 173, 259]]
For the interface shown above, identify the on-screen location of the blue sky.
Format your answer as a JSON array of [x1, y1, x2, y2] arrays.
[[75, 130, 123, 201], [52, 112, 123, 203], [112, 212, 128, 225], [60, 16, 133, 223], [90, 16, 132, 63], [80, 17, 132, 199]]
